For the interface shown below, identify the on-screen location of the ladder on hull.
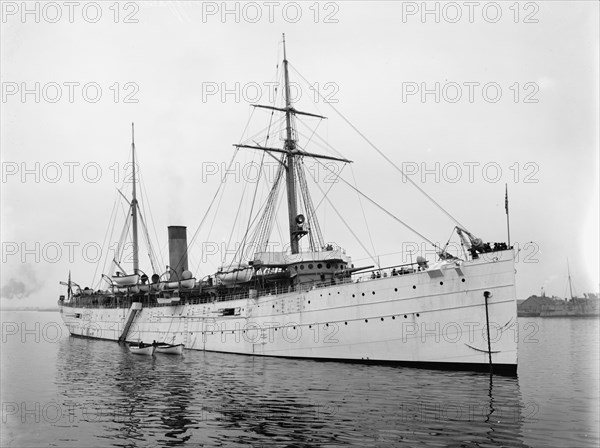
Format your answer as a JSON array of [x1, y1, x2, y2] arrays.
[[118, 302, 142, 342]]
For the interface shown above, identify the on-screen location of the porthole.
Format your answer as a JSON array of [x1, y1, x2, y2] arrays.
[[412, 285, 416, 289], [365, 319, 368, 323], [394, 288, 398, 292], [352, 294, 355, 298], [372, 291, 375, 295], [461, 278, 466, 283], [404, 315, 407, 318], [334, 264, 338, 269], [380, 317, 384, 321], [344, 322, 348, 325], [308, 300, 311, 304], [416, 313, 420, 317], [300, 265, 305, 270], [362, 293, 365, 296], [326, 263, 331, 269], [392, 316, 396, 320], [308, 264, 314, 269], [317, 263, 322, 269], [440, 281, 444, 285]]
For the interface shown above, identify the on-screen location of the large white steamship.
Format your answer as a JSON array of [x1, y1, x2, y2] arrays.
[[59, 36, 518, 374]]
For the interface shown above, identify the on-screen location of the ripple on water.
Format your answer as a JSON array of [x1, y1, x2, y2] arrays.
[[1, 312, 598, 447]]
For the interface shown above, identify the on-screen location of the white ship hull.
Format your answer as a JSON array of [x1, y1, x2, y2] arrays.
[[59, 251, 517, 374]]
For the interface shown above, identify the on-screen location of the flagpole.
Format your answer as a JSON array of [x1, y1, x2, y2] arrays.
[[505, 183, 511, 248]]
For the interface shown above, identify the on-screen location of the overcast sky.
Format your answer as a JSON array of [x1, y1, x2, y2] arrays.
[[1, 1, 598, 307]]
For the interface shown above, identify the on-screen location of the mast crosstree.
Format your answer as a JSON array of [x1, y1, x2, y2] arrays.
[[235, 34, 352, 255]]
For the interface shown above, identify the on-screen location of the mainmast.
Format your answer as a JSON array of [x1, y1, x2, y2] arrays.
[[233, 36, 351, 257], [282, 33, 300, 254], [131, 123, 139, 274]]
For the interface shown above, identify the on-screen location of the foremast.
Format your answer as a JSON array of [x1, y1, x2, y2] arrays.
[[130, 122, 139, 274]]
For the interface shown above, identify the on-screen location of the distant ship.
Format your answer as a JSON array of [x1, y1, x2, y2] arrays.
[[58, 36, 518, 374], [518, 265, 600, 317]]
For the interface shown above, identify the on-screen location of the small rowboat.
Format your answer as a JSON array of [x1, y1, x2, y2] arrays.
[[128, 343, 155, 356], [155, 343, 184, 355]]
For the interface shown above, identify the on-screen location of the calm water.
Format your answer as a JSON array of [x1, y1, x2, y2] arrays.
[[1, 311, 598, 447]]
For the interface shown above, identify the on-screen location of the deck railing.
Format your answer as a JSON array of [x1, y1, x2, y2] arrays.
[[60, 261, 428, 310]]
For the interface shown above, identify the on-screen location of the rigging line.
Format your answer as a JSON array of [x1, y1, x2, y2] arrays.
[[305, 163, 378, 265], [312, 156, 436, 247], [136, 210, 159, 275], [254, 161, 285, 254], [239, 116, 286, 147], [295, 115, 323, 151], [92, 192, 121, 289], [216, 155, 284, 270], [204, 172, 229, 269], [296, 126, 345, 160], [224, 164, 251, 268], [273, 189, 286, 250], [296, 160, 324, 250], [349, 165, 378, 266], [189, 152, 238, 274], [219, 109, 263, 268], [136, 172, 158, 272], [103, 198, 130, 283], [110, 197, 131, 267], [290, 63, 468, 232], [138, 168, 165, 272], [313, 163, 347, 212], [442, 226, 457, 252], [294, 163, 313, 250], [231, 150, 275, 266], [246, 165, 284, 252], [351, 249, 407, 264], [189, 110, 257, 275], [231, 78, 281, 268]]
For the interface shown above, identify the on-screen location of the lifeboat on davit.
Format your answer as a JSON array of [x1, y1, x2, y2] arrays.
[[215, 264, 253, 286]]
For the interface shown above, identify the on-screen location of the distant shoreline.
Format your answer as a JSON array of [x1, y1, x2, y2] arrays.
[[0, 307, 59, 312]]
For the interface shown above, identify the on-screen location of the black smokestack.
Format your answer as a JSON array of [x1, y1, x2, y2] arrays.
[[168, 226, 188, 282]]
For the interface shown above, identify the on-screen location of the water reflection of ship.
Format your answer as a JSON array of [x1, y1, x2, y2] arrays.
[[56, 338, 196, 445], [54, 337, 532, 446]]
